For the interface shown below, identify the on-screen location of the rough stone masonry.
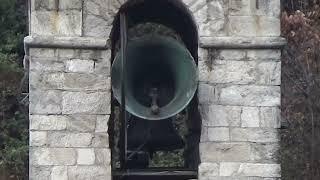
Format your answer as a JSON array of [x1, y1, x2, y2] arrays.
[[25, 0, 285, 179]]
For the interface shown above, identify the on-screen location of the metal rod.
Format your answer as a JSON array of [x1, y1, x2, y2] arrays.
[[119, 12, 128, 170]]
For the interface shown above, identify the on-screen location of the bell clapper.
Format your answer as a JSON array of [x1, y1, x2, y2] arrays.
[[149, 88, 160, 115]]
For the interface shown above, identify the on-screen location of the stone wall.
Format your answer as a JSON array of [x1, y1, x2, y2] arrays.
[[26, 0, 284, 179]]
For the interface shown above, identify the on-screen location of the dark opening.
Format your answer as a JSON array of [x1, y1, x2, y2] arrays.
[[108, 0, 201, 179]]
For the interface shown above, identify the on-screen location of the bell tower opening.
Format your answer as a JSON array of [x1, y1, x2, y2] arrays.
[[108, 0, 201, 180]]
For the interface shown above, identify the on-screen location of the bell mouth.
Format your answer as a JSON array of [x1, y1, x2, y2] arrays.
[[111, 35, 198, 120]]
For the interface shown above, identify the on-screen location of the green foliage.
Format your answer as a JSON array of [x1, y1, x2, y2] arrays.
[[0, 0, 28, 179]]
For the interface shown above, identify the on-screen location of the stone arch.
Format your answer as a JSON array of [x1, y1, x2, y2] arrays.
[[109, 0, 199, 60]]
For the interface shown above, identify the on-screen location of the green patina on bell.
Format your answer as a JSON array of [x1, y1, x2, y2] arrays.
[[111, 35, 198, 120]]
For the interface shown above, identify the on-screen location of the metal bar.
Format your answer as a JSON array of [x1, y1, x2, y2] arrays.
[[119, 12, 128, 170]]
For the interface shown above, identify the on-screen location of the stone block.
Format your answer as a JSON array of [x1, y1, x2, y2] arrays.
[[51, 166, 68, 180], [229, 0, 254, 15], [62, 91, 111, 114], [66, 59, 95, 73], [209, 60, 280, 85], [200, 105, 241, 127], [199, 163, 219, 178], [30, 166, 52, 180], [30, 48, 56, 58], [250, 143, 279, 162], [31, 11, 82, 36], [83, 14, 112, 38], [241, 107, 260, 127], [198, 60, 210, 82], [30, 131, 47, 147], [201, 126, 209, 142], [92, 133, 109, 148], [217, 50, 246, 61], [48, 132, 93, 147], [30, 115, 67, 131], [30, 57, 64, 72], [256, 0, 281, 17], [30, 71, 64, 90], [31, 148, 76, 165], [63, 73, 110, 91], [260, 107, 281, 128], [77, 148, 95, 165], [200, 142, 251, 162], [198, 83, 218, 105], [68, 166, 111, 180], [59, 0, 82, 10], [96, 115, 109, 132], [208, 127, 230, 141], [228, 16, 257, 36], [29, 90, 62, 114], [66, 115, 97, 132], [31, 0, 58, 11], [230, 128, 279, 143], [219, 163, 281, 177], [58, 49, 80, 59], [95, 148, 111, 166], [218, 85, 280, 106], [257, 17, 281, 36], [247, 50, 281, 61]]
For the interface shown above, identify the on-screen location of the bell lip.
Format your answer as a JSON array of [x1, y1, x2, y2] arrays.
[[111, 35, 199, 120]]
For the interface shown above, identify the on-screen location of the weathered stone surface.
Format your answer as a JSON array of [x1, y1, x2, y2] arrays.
[[67, 115, 96, 132], [260, 107, 281, 128], [229, 0, 253, 16], [66, 59, 95, 73], [198, 60, 210, 82], [48, 132, 93, 147], [51, 166, 68, 180], [256, 0, 281, 17], [241, 107, 260, 127], [30, 71, 64, 89], [31, 11, 82, 36], [247, 50, 281, 61], [217, 50, 246, 61], [30, 166, 51, 180], [208, 127, 230, 141], [30, 115, 68, 130], [95, 148, 111, 166], [230, 128, 279, 143], [201, 126, 209, 142], [29, 90, 62, 114], [68, 166, 111, 180], [257, 17, 281, 36], [250, 143, 279, 162], [62, 91, 111, 114], [228, 16, 257, 37], [199, 163, 219, 178], [200, 143, 251, 162], [63, 73, 110, 91], [31, 148, 76, 165], [198, 83, 218, 105], [30, 57, 64, 72], [31, 0, 57, 11], [58, 49, 81, 59], [59, 0, 82, 10], [218, 85, 280, 106], [92, 133, 109, 148], [95, 115, 109, 132], [219, 163, 281, 177], [195, 0, 227, 36], [30, 131, 47, 146], [30, 48, 56, 58], [200, 105, 241, 127], [77, 148, 95, 165], [209, 60, 280, 85]]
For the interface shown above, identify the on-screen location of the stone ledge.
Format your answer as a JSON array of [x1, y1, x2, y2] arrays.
[[200, 37, 286, 49], [24, 36, 109, 51]]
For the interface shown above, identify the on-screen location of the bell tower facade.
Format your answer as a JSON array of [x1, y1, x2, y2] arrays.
[[27, 0, 285, 179]]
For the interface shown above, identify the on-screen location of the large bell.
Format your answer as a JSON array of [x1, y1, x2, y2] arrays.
[[111, 35, 198, 120]]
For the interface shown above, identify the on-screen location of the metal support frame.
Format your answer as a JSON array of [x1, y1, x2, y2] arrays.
[[119, 12, 128, 170]]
